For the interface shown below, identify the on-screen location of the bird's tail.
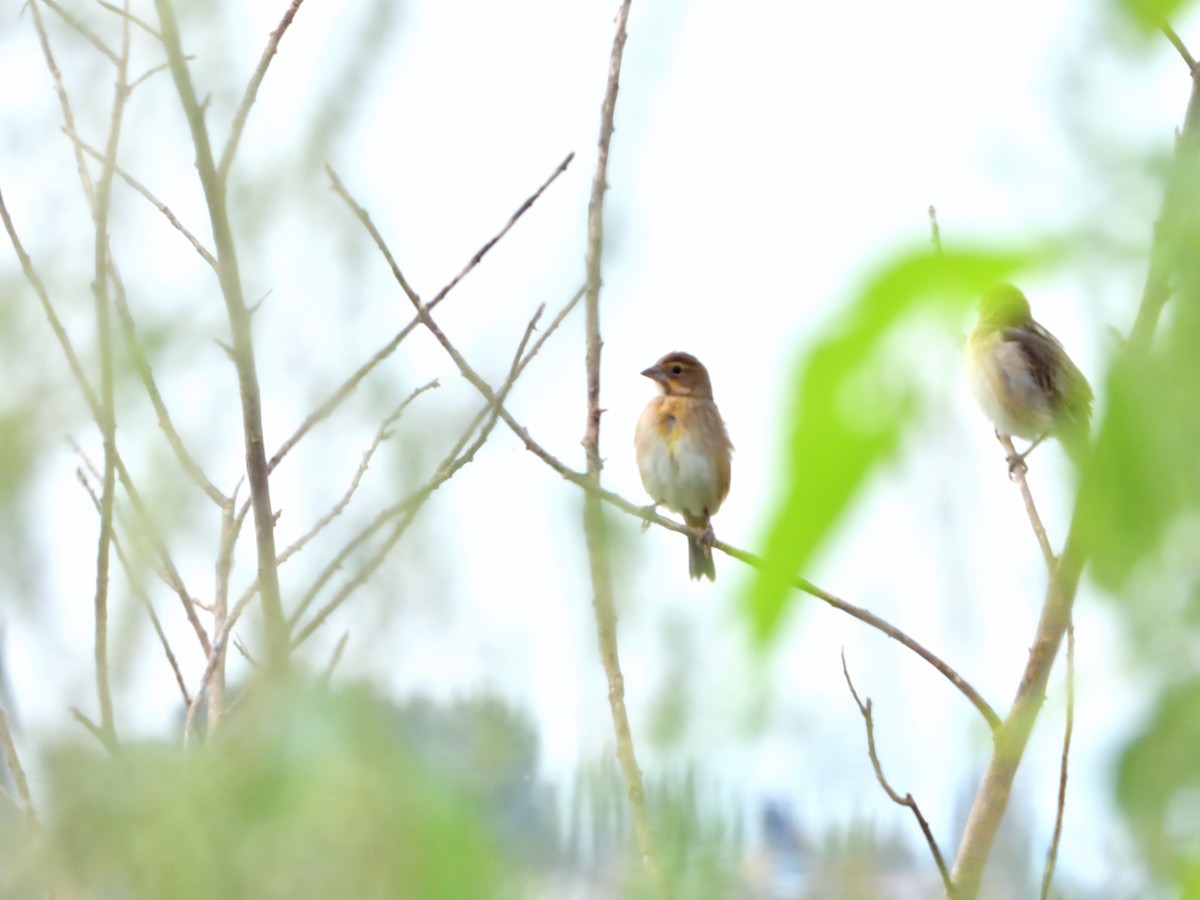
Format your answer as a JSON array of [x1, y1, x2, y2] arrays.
[[685, 514, 715, 581]]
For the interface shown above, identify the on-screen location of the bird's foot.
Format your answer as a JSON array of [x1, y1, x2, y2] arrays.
[[692, 524, 716, 549], [1006, 451, 1029, 480], [639, 503, 659, 532]]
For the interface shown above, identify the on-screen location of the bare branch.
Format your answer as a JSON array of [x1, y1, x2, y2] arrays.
[[0, 703, 37, 826], [579, 3, 670, 896], [320, 631, 350, 685], [1161, 22, 1197, 72], [218, 0, 308, 181], [278, 379, 439, 567], [28, 0, 97, 210], [1039, 620, 1075, 900], [72, 135, 219, 270], [76, 465, 191, 708], [155, 0, 289, 672], [290, 307, 546, 648], [86, 0, 134, 746], [997, 434, 1056, 572], [928, 204, 943, 253], [41, 0, 119, 63], [93, 0, 163, 41], [327, 172, 999, 727], [70, 706, 115, 751], [841, 651, 953, 896], [258, 151, 573, 491]]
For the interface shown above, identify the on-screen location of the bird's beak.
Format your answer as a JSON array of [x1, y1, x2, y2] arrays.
[[641, 365, 668, 385]]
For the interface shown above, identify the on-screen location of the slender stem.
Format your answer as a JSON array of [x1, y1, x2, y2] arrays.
[[155, 0, 289, 673], [88, 0, 132, 745], [0, 704, 37, 825], [842, 652, 954, 896], [1039, 620, 1074, 900], [218, 0, 307, 181], [997, 434, 1055, 571], [579, 3, 671, 897]]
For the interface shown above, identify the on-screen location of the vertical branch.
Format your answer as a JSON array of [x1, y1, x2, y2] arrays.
[[89, 0, 133, 744], [1038, 622, 1075, 900], [208, 499, 238, 732], [154, 0, 289, 673], [580, 3, 670, 898]]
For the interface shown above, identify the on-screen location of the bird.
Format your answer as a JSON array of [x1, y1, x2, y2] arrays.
[[965, 283, 1093, 470], [635, 352, 733, 580]]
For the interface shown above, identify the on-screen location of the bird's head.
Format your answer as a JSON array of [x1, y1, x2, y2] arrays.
[[978, 283, 1033, 330], [641, 352, 714, 399]]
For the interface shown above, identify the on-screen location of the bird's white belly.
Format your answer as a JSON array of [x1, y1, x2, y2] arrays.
[[638, 429, 719, 519]]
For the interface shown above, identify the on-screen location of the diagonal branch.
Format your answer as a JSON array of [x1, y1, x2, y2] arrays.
[[278, 379, 439, 567], [290, 305, 547, 648], [72, 135, 219, 270], [842, 651, 954, 896], [218, 0, 307, 182], [327, 174, 1002, 730], [255, 151, 574, 489], [0, 703, 37, 826], [75, 464, 191, 709]]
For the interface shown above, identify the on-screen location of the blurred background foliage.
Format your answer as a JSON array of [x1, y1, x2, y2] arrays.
[[2, 0, 1200, 897]]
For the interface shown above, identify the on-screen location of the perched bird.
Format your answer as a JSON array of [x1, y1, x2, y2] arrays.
[[635, 352, 733, 580], [965, 283, 1093, 468]]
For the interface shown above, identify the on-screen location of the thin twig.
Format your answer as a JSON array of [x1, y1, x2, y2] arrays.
[[1161, 22, 1198, 72], [0, 703, 37, 826], [112, 256, 227, 504], [278, 379, 439, 566], [290, 306, 546, 648], [87, 0, 133, 746], [285, 285, 578, 635], [75, 465, 192, 708], [70, 706, 115, 751], [72, 135, 219, 270], [218, 0, 307, 181], [41, 0, 119, 63], [28, 0, 98, 210], [841, 651, 954, 896], [928, 205, 943, 253], [330, 174, 1000, 727], [93, 0, 162, 40], [997, 434, 1056, 571], [320, 631, 350, 685], [156, 0, 289, 672], [1039, 619, 1075, 900], [253, 151, 573, 498]]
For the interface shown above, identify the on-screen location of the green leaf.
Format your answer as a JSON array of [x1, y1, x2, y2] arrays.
[[744, 245, 1041, 643], [1116, 0, 1196, 31], [1079, 263, 1200, 591], [1117, 678, 1200, 879]]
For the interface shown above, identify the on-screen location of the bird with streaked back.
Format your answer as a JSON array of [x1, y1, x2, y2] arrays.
[[965, 283, 1093, 469]]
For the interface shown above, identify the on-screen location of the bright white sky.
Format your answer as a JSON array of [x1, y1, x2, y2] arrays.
[[2, 0, 1197, 893]]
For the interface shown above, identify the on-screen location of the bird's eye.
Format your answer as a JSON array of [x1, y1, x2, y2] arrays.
[[670, 365, 683, 375]]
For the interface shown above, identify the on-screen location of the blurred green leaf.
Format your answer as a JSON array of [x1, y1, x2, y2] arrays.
[[1117, 678, 1200, 879], [1115, 0, 1195, 30], [20, 684, 506, 899], [745, 245, 1042, 643], [1080, 264, 1200, 591]]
